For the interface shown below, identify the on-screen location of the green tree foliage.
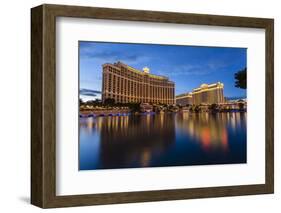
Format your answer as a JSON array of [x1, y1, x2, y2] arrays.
[[234, 68, 247, 89]]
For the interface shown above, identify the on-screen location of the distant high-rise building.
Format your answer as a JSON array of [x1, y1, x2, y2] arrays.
[[192, 82, 224, 105], [176, 82, 225, 106], [102, 62, 175, 104], [175, 92, 193, 106]]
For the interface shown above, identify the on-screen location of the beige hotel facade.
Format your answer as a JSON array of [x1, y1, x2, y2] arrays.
[[176, 82, 225, 105], [102, 62, 175, 104]]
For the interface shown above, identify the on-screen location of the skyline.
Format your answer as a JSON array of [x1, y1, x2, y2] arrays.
[[79, 41, 247, 102]]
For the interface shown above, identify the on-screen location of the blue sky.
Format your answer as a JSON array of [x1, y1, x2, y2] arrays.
[[79, 41, 246, 102]]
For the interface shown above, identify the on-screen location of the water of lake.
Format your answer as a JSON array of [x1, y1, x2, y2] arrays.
[[79, 112, 247, 170]]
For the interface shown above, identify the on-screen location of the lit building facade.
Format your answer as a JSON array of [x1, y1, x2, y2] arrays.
[[192, 82, 224, 105], [102, 62, 175, 104], [176, 82, 225, 106], [175, 92, 193, 106]]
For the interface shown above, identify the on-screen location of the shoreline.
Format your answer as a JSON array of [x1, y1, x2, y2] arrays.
[[80, 109, 247, 118]]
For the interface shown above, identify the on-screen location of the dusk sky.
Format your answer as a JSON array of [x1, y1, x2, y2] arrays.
[[79, 41, 247, 102]]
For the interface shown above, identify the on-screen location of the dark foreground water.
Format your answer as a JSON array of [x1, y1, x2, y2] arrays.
[[79, 112, 247, 170]]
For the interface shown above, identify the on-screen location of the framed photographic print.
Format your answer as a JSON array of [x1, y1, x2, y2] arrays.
[[31, 4, 274, 208]]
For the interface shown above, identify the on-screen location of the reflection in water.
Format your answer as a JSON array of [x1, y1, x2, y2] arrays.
[[79, 112, 247, 170]]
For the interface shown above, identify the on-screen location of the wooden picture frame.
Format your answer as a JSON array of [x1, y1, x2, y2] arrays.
[[31, 4, 274, 208]]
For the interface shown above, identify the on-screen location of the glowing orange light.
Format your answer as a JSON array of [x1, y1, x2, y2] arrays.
[[221, 129, 228, 151], [201, 128, 211, 151]]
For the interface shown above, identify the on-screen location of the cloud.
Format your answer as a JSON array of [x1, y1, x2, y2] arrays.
[[207, 60, 228, 70], [156, 59, 231, 78], [80, 44, 150, 65], [80, 89, 101, 97], [156, 64, 212, 77]]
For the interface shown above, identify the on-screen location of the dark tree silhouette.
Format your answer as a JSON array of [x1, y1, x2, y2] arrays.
[[104, 98, 115, 106], [208, 103, 218, 112], [234, 68, 247, 89]]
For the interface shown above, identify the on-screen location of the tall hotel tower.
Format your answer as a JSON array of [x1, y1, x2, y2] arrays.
[[175, 82, 225, 106], [102, 62, 175, 104], [192, 82, 225, 105]]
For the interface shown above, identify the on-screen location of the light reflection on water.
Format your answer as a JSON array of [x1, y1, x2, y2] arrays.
[[79, 112, 247, 170]]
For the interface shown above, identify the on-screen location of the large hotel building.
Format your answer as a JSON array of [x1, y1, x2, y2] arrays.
[[102, 62, 175, 104], [176, 82, 225, 105]]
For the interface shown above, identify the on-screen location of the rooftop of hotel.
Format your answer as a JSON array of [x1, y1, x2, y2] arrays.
[[176, 92, 193, 98], [176, 82, 224, 98], [103, 61, 173, 82], [193, 82, 224, 92]]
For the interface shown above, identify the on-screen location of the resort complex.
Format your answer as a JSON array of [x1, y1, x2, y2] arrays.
[[80, 62, 246, 115], [102, 62, 175, 105]]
